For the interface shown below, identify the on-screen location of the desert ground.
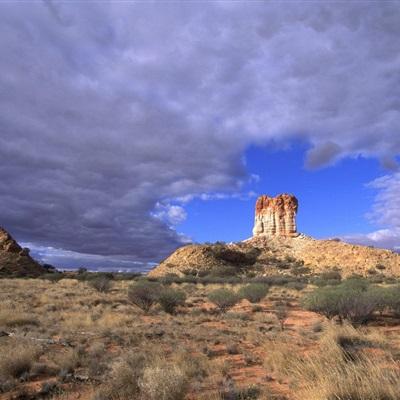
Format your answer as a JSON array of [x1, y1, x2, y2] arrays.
[[1, 272, 400, 400]]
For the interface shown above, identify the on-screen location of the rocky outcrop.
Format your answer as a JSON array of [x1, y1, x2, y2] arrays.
[[149, 235, 400, 278], [253, 194, 298, 237], [149, 243, 260, 278], [0, 227, 45, 277], [149, 193, 400, 278]]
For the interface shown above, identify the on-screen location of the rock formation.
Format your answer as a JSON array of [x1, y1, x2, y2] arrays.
[[149, 234, 400, 278], [253, 194, 298, 237], [0, 227, 45, 277], [149, 193, 400, 278]]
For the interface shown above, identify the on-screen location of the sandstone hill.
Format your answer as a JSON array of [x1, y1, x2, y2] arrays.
[[0, 227, 45, 277], [149, 194, 400, 278]]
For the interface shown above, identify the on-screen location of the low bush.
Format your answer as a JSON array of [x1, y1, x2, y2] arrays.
[[251, 274, 304, 286], [291, 266, 311, 276], [96, 351, 190, 400], [128, 281, 161, 313], [159, 273, 180, 285], [99, 352, 147, 399], [373, 285, 400, 316], [208, 288, 240, 313], [303, 277, 380, 324], [41, 273, 65, 283], [75, 271, 114, 282], [311, 270, 342, 287], [207, 265, 238, 277], [367, 274, 385, 284], [139, 362, 189, 400], [302, 286, 342, 320], [238, 284, 269, 303], [158, 288, 186, 314], [89, 276, 113, 293]]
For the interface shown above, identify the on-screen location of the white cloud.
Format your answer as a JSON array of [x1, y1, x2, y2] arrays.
[[342, 173, 400, 251], [343, 229, 400, 252], [152, 203, 187, 226], [366, 173, 400, 227]]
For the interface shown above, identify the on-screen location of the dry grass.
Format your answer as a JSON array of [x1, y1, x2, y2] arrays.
[[1, 278, 400, 400], [95, 349, 193, 400], [0, 308, 40, 327], [265, 322, 400, 400], [139, 361, 189, 400], [0, 340, 41, 379]]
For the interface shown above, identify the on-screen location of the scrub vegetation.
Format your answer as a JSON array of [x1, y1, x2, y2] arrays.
[[1, 272, 400, 399]]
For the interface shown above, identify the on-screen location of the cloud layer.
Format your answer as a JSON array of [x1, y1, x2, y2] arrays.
[[1, 2, 400, 267]]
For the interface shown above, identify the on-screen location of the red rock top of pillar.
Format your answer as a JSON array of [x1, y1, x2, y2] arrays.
[[255, 194, 298, 216]]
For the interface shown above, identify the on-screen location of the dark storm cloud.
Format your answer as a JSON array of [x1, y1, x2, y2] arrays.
[[1, 2, 400, 267]]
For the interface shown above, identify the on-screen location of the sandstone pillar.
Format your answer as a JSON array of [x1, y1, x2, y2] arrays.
[[252, 194, 298, 237]]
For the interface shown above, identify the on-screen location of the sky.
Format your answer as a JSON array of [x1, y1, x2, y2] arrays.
[[0, 1, 400, 271]]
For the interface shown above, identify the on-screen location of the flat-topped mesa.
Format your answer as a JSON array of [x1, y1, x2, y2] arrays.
[[252, 194, 298, 237]]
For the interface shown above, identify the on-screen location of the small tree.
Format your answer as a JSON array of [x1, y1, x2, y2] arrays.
[[238, 284, 269, 303], [128, 281, 161, 313], [208, 288, 239, 313], [158, 288, 186, 314], [89, 276, 113, 293]]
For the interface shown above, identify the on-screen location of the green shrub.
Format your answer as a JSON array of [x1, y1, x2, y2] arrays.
[[311, 270, 342, 287], [158, 288, 186, 314], [338, 289, 378, 324], [208, 265, 238, 277], [303, 278, 380, 324], [128, 281, 161, 313], [367, 286, 393, 315], [159, 273, 180, 285], [368, 274, 385, 284], [89, 276, 113, 293], [303, 287, 342, 319], [380, 285, 400, 315], [75, 271, 114, 282], [208, 288, 239, 313], [251, 275, 298, 286], [238, 284, 269, 303], [340, 276, 369, 292]]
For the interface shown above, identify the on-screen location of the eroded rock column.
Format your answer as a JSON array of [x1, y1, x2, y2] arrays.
[[252, 194, 298, 237]]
